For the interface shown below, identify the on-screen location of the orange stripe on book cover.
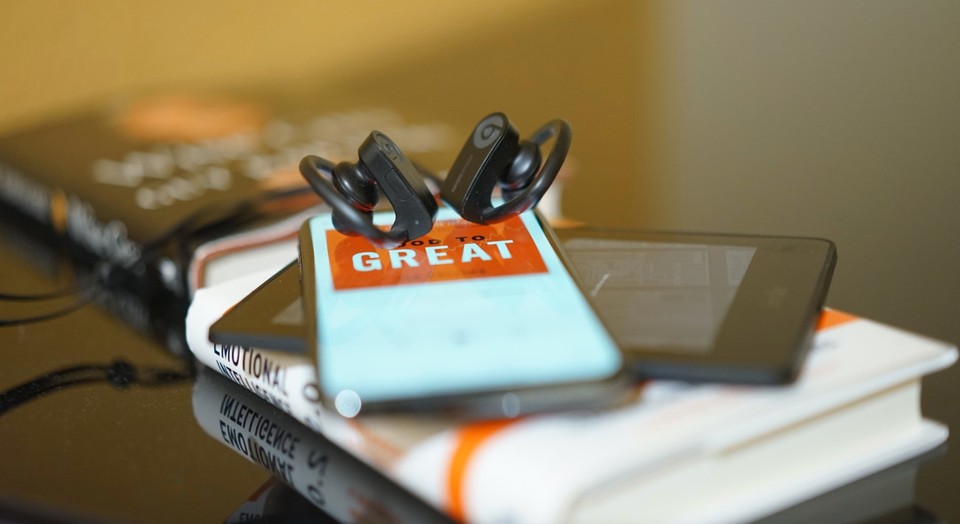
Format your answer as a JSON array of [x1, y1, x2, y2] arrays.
[[817, 309, 858, 331], [443, 311, 858, 519], [447, 419, 518, 522]]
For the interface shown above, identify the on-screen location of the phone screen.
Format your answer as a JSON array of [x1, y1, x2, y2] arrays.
[[300, 207, 622, 415]]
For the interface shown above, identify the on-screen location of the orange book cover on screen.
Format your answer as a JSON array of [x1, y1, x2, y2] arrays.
[[325, 215, 548, 290]]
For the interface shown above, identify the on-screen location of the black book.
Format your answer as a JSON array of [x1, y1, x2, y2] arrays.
[[0, 92, 457, 296]]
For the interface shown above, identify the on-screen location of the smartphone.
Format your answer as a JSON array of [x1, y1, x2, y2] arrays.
[[298, 207, 625, 417], [550, 227, 837, 385]]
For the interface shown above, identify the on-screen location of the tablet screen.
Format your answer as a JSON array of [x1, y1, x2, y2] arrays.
[[563, 238, 756, 353]]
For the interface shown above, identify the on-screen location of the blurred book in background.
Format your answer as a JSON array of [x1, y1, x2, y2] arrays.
[[0, 92, 458, 296]]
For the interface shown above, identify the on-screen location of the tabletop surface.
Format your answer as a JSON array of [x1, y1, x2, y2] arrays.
[[2, 2, 959, 521]]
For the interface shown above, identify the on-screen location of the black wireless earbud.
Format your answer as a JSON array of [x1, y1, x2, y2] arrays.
[[299, 131, 438, 249], [298, 114, 569, 247], [440, 113, 571, 224]]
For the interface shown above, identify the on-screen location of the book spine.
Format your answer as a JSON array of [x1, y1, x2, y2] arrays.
[[192, 371, 450, 524], [0, 158, 143, 266], [185, 270, 456, 513], [185, 269, 327, 433], [0, 159, 52, 225]]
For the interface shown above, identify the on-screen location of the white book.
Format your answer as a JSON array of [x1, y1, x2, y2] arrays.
[[194, 365, 939, 524], [186, 270, 956, 523], [193, 369, 452, 524]]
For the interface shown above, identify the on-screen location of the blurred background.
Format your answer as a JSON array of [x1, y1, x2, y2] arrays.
[[1, 0, 959, 519], [2, 0, 956, 343]]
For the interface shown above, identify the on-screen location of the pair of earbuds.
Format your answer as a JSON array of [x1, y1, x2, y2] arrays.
[[299, 113, 571, 248]]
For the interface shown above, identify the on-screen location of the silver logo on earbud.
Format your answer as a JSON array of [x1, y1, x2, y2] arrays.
[[375, 132, 403, 162], [473, 114, 504, 149]]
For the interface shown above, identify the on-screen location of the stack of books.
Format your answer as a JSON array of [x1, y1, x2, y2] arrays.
[[186, 268, 956, 523]]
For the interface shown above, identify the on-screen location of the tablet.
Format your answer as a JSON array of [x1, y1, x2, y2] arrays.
[[551, 227, 837, 385]]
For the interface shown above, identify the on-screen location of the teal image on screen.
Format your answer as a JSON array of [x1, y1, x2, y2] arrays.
[[300, 207, 623, 417]]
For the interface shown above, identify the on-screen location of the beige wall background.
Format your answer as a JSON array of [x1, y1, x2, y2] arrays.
[[0, 0, 581, 129], [1, 1, 957, 342], [644, 1, 959, 347]]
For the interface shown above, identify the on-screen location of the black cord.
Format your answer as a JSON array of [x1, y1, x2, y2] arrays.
[[0, 295, 95, 327], [0, 186, 315, 326], [0, 359, 192, 416], [0, 286, 86, 301]]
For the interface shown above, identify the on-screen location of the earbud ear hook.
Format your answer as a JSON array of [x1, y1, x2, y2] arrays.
[[299, 131, 438, 249], [299, 155, 397, 245], [439, 113, 572, 225], [484, 119, 571, 223]]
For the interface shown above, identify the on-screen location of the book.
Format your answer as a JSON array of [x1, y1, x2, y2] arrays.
[[0, 93, 459, 296], [753, 447, 943, 524], [185, 270, 957, 523], [0, 203, 191, 353], [196, 366, 945, 524], [192, 368, 452, 524]]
